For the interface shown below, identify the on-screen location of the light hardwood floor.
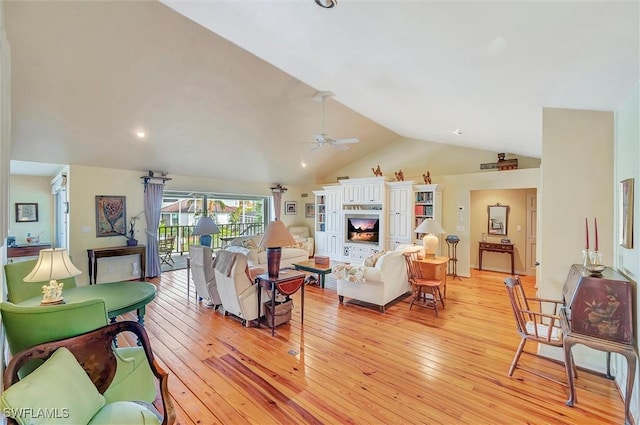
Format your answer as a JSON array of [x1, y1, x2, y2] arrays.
[[126, 269, 626, 424]]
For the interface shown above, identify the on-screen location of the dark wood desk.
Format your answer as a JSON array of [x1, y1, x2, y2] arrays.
[[87, 245, 146, 285], [478, 242, 514, 275], [560, 308, 636, 425], [256, 270, 305, 336], [7, 243, 51, 258]]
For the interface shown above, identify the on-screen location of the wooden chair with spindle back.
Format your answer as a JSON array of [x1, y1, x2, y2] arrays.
[[403, 251, 444, 316]]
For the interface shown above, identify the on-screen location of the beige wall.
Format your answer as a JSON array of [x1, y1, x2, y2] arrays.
[[8, 175, 53, 245], [539, 108, 615, 372], [470, 188, 537, 274]]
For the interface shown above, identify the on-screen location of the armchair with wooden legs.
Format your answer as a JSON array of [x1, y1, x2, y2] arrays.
[[504, 275, 576, 386]]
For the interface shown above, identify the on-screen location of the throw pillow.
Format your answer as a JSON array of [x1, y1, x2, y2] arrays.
[[2, 347, 105, 425], [241, 238, 259, 251], [363, 250, 386, 267]]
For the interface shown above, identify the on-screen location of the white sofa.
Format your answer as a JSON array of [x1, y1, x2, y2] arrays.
[[224, 234, 308, 268], [335, 247, 411, 313]]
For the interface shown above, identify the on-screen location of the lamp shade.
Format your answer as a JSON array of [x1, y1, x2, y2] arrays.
[[414, 219, 445, 235], [23, 248, 82, 282], [259, 220, 296, 248], [193, 216, 220, 236]]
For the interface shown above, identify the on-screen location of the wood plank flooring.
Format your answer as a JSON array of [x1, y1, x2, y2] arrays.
[[125, 269, 626, 425]]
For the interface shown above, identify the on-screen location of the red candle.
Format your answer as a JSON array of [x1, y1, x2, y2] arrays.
[[594, 217, 599, 252], [585, 217, 589, 250]]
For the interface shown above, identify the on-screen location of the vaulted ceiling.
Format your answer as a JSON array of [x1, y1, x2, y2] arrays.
[[6, 1, 638, 185]]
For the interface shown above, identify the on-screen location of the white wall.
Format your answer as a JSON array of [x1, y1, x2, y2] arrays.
[[614, 82, 639, 422]]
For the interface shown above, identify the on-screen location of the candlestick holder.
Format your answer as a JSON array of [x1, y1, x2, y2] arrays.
[[584, 250, 605, 275]]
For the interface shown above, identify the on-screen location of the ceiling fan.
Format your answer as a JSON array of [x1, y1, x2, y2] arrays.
[[308, 91, 359, 152]]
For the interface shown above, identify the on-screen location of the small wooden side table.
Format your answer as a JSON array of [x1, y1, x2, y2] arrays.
[[255, 270, 305, 336], [418, 256, 448, 298]]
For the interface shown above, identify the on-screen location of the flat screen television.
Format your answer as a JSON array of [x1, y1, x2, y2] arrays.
[[346, 215, 380, 244]]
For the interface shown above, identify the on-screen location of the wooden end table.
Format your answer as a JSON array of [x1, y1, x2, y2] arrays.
[[255, 270, 305, 336], [292, 260, 332, 288]]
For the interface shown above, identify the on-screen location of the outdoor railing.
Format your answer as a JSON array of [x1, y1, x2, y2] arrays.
[[157, 222, 265, 255]]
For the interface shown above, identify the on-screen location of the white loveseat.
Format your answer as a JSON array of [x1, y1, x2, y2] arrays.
[[335, 247, 411, 313], [224, 234, 308, 268]]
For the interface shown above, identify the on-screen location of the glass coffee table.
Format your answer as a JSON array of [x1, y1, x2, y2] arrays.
[[292, 260, 332, 288]]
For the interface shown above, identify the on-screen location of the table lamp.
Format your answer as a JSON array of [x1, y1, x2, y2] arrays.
[[194, 216, 220, 247], [259, 220, 296, 278], [414, 219, 446, 259], [23, 248, 82, 305]]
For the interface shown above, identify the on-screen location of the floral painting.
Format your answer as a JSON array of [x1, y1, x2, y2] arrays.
[[96, 195, 126, 237]]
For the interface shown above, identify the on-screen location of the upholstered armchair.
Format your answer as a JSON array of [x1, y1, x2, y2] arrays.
[[288, 225, 315, 257], [4, 259, 77, 303], [213, 250, 270, 326], [2, 321, 175, 425], [0, 299, 157, 403], [188, 245, 222, 306]]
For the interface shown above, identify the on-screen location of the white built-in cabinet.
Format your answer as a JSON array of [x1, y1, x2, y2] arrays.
[[385, 181, 414, 251], [314, 178, 443, 262], [314, 185, 342, 259]]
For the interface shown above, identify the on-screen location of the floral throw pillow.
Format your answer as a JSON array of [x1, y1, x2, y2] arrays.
[[332, 264, 366, 283], [363, 250, 386, 267]]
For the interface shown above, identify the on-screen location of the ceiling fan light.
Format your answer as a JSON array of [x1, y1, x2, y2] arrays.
[[315, 0, 336, 8]]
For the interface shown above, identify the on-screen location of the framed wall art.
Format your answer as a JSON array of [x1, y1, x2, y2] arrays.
[[305, 203, 315, 218], [285, 201, 297, 215], [487, 203, 509, 236], [15, 203, 38, 222], [619, 178, 634, 249], [95, 195, 126, 237]]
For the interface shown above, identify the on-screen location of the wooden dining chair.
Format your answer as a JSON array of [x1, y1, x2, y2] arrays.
[[504, 275, 576, 385], [403, 251, 444, 316]]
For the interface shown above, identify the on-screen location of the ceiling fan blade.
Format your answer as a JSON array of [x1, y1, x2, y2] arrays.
[[334, 137, 359, 144], [308, 144, 321, 152], [331, 143, 350, 151], [314, 134, 327, 144]]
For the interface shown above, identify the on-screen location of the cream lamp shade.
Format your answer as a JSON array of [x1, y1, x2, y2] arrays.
[[259, 220, 296, 278], [23, 248, 82, 305], [414, 219, 446, 259], [193, 216, 220, 247]]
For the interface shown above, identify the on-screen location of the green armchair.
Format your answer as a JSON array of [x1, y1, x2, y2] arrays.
[[2, 321, 175, 425], [4, 259, 77, 304], [0, 299, 156, 404]]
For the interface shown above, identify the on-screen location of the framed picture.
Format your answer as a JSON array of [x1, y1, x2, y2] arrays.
[[96, 195, 126, 237], [619, 178, 634, 249], [15, 203, 38, 222], [305, 203, 315, 218], [487, 204, 509, 236], [285, 201, 297, 215]]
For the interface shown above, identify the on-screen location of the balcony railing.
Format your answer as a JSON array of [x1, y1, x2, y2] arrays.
[[157, 222, 264, 255]]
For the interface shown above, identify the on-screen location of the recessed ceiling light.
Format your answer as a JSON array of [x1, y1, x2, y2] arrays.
[[301, 161, 307, 168], [452, 128, 463, 135], [135, 131, 146, 139]]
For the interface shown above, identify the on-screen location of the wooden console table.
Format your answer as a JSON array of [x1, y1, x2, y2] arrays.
[[7, 243, 51, 258], [87, 245, 146, 285], [478, 242, 514, 275]]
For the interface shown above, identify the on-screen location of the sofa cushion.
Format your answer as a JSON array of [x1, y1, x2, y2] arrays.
[[1, 347, 105, 425], [363, 250, 386, 267], [87, 401, 161, 425]]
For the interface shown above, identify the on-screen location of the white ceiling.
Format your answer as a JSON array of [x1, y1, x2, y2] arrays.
[[6, 1, 639, 185]]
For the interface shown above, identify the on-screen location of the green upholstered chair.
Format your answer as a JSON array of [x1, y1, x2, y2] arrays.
[[0, 299, 157, 404], [4, 259, 77, 304], [2, 321, 176, 425]]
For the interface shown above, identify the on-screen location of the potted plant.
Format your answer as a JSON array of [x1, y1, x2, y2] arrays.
[[124, 212, 143, 246]]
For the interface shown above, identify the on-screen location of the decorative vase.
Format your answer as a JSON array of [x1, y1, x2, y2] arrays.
[[127, 239, 138, 246]]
